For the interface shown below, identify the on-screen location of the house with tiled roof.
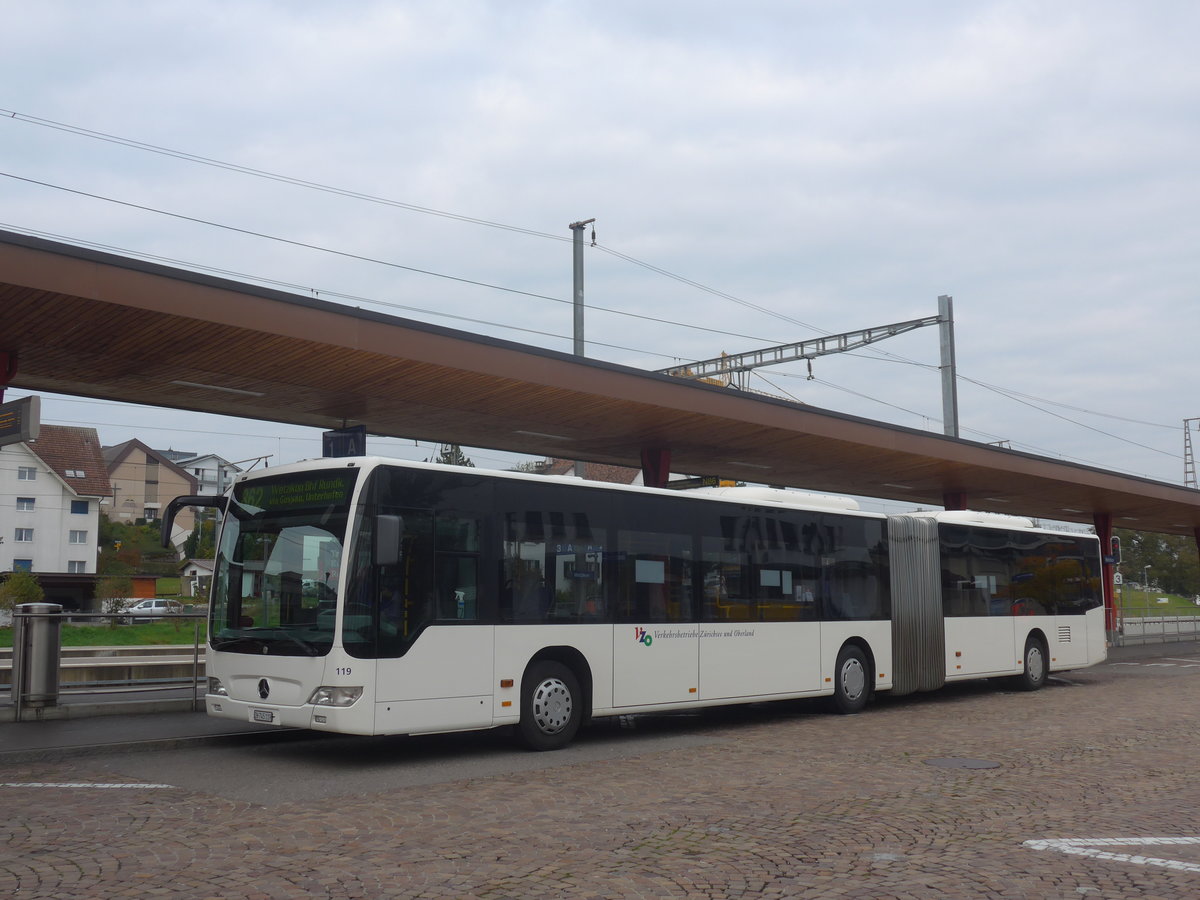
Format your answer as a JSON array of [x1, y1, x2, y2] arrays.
[[535, 457, 643, 485], [1, 425, 111, 579], [102, 439, 198, 545]]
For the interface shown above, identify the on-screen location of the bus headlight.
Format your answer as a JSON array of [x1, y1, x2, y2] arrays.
[[207, 677, 228, 696], [308, 686, 363, 707]]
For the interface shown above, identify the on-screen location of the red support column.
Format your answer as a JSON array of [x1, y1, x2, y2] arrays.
[[640, 446, 671, 489], [1094, 512, 1116, 636], [942, 491, 967, 511]]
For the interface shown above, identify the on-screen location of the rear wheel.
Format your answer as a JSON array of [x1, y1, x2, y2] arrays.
[[1013, 636, 1048, 691], [832, 644, 871, 714], [518, 661, 582, 751]]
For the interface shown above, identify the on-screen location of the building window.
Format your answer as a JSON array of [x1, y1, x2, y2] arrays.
[[71, 500, 89, 514], [66, 469, 86, 478], [144, 508, 160, 521], [68, 560, 86, 574], [17, 497, 35, 512], [15, 528, 34, 542], [69, 530, 88, 545], [13, 559, 32, 572], [18, 466, 36, 480]]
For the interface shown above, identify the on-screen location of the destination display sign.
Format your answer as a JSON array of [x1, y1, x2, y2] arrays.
[[0, 395, 40, 448], [237, 470, 358, 511]]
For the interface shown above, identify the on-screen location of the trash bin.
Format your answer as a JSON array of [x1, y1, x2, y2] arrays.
[[12, 602, 63, 709]]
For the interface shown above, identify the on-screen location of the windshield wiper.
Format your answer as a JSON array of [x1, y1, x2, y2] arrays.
[[212, 636, 266, 653], [211, 630, 320, 656], [278, 632, 320, 657]]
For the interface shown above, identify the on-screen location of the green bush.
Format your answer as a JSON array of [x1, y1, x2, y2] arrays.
[[0, 570, 44, 613]]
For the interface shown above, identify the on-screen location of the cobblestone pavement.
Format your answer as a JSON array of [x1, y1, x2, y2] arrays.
[[4, 656, 1200, 899]]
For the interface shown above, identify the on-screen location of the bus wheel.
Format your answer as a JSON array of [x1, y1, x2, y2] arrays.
[[518, 661, 582, 751], [1014, 636, 1048, 691], [832, 645, 871, 714]]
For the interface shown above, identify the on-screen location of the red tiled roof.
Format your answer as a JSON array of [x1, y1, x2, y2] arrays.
[[26, 424, 113, 498], [540, 458, 641, 485]]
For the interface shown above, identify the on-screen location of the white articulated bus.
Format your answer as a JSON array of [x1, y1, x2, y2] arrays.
[[163, 456, 1106, 750]]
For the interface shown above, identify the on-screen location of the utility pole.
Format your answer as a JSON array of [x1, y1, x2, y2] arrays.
[[1185, 418, 1200, 488], [939, 295, 959, 438], [569, 218, 595, 479], [569, 219, 595, 357]]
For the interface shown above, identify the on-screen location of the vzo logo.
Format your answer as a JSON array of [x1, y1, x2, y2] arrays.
[[634, 627, 653, 647]]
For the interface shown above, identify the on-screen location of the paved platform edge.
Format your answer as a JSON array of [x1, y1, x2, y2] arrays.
[[1, 638, 1197, 763]]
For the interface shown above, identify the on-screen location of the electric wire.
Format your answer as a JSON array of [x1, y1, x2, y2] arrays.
[[3, 113, 1183, 465], [0, 109, 569, 243], [0, 210, 772, 353], [2, 115, 1172, 431]]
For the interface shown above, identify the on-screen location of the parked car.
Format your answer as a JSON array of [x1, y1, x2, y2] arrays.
[[122, 598, 186, 624]]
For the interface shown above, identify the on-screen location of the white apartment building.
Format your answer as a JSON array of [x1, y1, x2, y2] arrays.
[[1, 425, 111, 575], [176, 453, 243, 495]]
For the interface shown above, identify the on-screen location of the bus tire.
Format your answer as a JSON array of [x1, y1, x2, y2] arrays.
[[1013, 635, 1048, 691], [832, 644, 871, 714], [518, 661, 582, 751]]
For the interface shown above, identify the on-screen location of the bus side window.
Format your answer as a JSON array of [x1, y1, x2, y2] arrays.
[[437, 554, 479, 620], [615, 529, 693, 623], [435, 514, 481, 621]]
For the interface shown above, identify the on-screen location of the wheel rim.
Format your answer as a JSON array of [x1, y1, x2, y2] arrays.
[[840, 657, 866, 701], [531, 677, 573, 735], [1027, 644, 1045, 683]]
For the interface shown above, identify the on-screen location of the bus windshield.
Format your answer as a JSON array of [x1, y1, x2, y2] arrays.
[[210, 469, 359, 656]]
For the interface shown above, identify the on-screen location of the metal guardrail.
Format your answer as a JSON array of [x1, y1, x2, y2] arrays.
[[1113, 604, 1200, 646], [8, 604, 207, 721]]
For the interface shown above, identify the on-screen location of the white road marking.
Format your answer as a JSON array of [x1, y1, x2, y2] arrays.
[[2, 782, 175, 789], [1164, 658, 1200, 664], [1025, 837, 1200, 874]]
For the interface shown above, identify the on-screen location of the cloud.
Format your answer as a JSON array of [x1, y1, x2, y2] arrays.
[[2, 0, 1198, 486]]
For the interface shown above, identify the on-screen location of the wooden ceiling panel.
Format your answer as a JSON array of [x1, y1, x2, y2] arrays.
[[3, 229, 1200, 537]]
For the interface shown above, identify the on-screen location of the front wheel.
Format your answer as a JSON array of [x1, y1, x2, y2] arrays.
[[1013, 636, 1048, 691], [832, 644, 871, 714], [518, 661, 583, 751]]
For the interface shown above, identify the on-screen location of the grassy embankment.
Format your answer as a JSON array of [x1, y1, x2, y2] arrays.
[[1115, 587, 1200, 617], [0, 618, 206, 649]]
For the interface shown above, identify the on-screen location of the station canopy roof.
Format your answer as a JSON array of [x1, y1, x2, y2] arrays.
[[2, 228, 1199, 537]]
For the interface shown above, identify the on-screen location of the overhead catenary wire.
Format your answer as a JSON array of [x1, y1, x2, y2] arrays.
[[0, 210, 771, 356], [2, 112, 1182, 470]]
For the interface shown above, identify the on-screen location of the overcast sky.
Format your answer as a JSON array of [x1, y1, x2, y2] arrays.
[[3, 1, 1197, 495]]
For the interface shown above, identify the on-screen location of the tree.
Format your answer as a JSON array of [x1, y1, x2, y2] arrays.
[[427, 443, 475, 468], [94, 575, 135, 626], [0, 570, 44, 614], [184, 517, 216, 559], [1115, 528, 1200, 597]]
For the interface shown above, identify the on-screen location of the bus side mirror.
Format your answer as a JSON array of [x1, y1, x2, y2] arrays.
[[161, 495, 229, 548], [376, 515, 404, 566]]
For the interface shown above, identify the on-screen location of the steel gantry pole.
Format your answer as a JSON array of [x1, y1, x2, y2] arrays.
[[1184, 418, 1199, 489], [570, 219, 595, 358], [569, 218, 595, 479], [939, 295, 959, 439]]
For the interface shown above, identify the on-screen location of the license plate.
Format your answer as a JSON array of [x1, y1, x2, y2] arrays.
[[251, 708, 277, 725]]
